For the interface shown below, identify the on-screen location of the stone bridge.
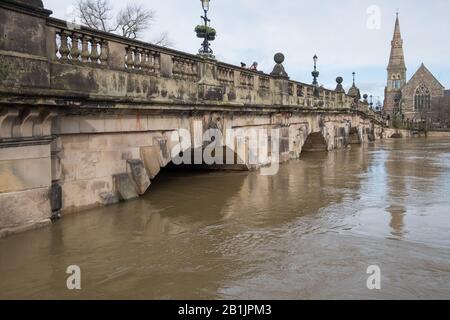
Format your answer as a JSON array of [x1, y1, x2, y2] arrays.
[[0, 0, 387, 236]]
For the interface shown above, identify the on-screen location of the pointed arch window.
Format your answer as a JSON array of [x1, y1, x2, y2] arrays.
[[414, 84, 431, 111]]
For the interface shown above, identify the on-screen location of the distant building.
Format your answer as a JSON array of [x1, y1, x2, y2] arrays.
[[383, 14, 448, 123]]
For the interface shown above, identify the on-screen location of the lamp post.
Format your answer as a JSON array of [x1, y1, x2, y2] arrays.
[[199, 0, 213, 56], [312, 54, 319, 86], [312, 54, 320, 97]]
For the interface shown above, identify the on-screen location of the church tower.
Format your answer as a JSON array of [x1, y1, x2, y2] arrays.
[[384, 13, 407, 115]]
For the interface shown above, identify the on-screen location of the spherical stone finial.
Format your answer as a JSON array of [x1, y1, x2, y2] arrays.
[[336, 77, 343, 84], [274, 53, 285, 64]]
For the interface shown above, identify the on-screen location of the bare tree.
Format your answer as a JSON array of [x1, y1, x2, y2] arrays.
[[117, 4, 153, 39], [75, 0, 115, 32], [152, 32, 173, 47], [75, 0, 172, 46]]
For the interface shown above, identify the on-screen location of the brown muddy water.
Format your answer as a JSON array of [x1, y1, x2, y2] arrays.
[[0, 138, 450, 299]]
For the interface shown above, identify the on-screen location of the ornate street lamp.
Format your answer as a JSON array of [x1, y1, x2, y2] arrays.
[[312, 54, 319, 86], [201, 0, 210, 11], [312, 54, 320, 97], [198, 0, 214, 56]]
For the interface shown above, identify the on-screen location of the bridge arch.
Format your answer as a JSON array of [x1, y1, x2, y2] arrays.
[[302, 132, 328, 152], [348, 127, 361, 144]]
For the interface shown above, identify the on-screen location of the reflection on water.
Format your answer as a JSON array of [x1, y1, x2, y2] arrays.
[[1, 138, 450, 299], [387, 205, 406, 239]]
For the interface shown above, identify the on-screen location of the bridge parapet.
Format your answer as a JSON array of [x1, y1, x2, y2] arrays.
[[0, 0, 382, 122]]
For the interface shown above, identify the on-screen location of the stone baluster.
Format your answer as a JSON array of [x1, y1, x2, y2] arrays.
[[141, 50, 149, 72], [70, 33, 80, 61], [81, 35, 91, 63], [178, 59, 183, 78], [90, 38, 100, 64], [189, 61, 193, 78], [181, 60, 186, 79], [183, 60, 188, 80], [143, 50, 153, 72], [59, 31, 70, 61], [134, 48, 142, 70], [192, 62, 198, 80], [188, 62, 192, 80], [153, 53, 158, 73], [153, 52, 160, 74], [125, 47, 131, 68], [179, 59, 184, 78], [172, 58, 178, 76], [100, 40, 108, 65], [185, 60, 190, 80], [126, 46, 135, 69]]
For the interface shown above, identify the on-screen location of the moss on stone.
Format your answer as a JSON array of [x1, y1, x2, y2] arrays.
[[0, 59, 11, 81]]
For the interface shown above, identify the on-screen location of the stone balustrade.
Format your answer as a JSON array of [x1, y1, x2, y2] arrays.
[[217, 65, 235, 86], [0, 0, 384, 122], [48, 20, 109, 66], [239, 70, 256, 89], [55, 28, 109, 65], [258, 75, 270, 91], [172, 56, 199, 81], [125, 46, 161, 75]]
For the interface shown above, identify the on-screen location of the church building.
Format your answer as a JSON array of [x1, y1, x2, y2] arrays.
[[383, 14, 449, 124]]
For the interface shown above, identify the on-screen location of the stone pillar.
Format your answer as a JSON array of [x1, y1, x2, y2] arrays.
[[335, 77, 346, 108], [198, 56, 224, 101], [270, 53, 290, 106], [0, 0, 52, 89], [0, 107, 56, 236]]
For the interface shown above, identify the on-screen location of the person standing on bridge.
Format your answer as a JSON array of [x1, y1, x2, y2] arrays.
[[249, 61, 258, 71]]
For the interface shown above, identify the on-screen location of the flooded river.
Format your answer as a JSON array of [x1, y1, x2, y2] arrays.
[[1, 138, 450, 299]]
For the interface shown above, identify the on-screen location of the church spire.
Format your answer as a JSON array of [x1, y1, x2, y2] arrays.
[[388, 12, 406, 71], [384, 12, 407, 115]]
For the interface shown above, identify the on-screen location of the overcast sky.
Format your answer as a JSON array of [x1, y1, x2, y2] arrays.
[[43, 0, 450, 103]]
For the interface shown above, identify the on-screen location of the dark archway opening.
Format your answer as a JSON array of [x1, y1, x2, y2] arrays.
[[348, 127, 361, 144], [166, 146, 248, 172], [390, 133, 403, 139], [303, 132, 328, 152]]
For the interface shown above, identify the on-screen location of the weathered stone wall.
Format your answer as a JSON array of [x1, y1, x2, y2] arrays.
[[401, 65, 445, 121], [382, 128, 412, 139], [0, 143, 52, 237], [51, 111, 378, 215]]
